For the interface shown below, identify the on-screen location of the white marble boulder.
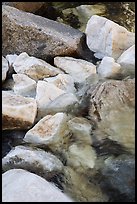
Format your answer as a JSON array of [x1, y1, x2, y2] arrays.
[[36, 81, 65, 120], [2, 145, 63, 179], [44, 74, 76, 93], [24, 113, 70, 148], [2, 91, 37, 130], [13, 52, 63, 81], [85, 15, 135, 60], [97, 56, 122, 79], [2, 56, 9, 83], [2, 169, 73, 202], [13, 74, 37, 97], [54, 56, 96, 83], [117, 45, 135, 77]]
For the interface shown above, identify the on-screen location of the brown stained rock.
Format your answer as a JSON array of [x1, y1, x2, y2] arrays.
[[2, 2, 47, 13], [2, 91, 37, 130], [2, 5, 86, 62]]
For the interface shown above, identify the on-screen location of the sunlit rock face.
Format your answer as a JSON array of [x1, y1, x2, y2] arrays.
[[85, 15, 135, 60]]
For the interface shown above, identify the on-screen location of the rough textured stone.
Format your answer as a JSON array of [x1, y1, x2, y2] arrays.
[[2, 91, 37, 130], [13, 52, 63, 81], [13, 74, 36, 97], [117, 45, 135, 77], [87, 79, 135, 153], [2, 145, 63, 179], [2, 169, 73, 202], [97, 56, 122, 79], [2, 57, 9, 83], [36, 81, 65, 120], [2, 2, 47, 13], [54, 56, 96, 83], [2, 5, 86, 61], [24, 113, 70, 147], [44, 74, 76, 93], [85, 15, 135, 59]]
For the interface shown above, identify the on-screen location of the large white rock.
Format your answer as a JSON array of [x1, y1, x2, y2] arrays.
[[45, 93, 79, 115], [68, 117, 92, 144], [54, 56, 96, 83], [13, 52, 63, 81], [85, 15, 135, 59], [117, 45, 135, 77], [13, 74, 37, 97], [2, 145, 63, 179], [36, 81, 65, 120], [2, 56, 9, 82], [24, 113, 70, 147], [44, 74, 76, 93], [97, 56, 122, 79], [2, 91, 37, 130], [2, 169, 73, 202], [67, 144, 96, 173]]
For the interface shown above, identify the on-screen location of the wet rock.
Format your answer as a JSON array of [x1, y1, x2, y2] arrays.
[[68, 117, 92, 144], [2, 145, 63, 180], [2, 5, 86, 61], [100, 154, 135, 202], [54, 56, 96, 83], [117, 44, 135, 78], [6, 54, 18, 77], [2, 130, 26, 158], [24, 113, 70, 148], [13, 74, 36, 97], [44, 74, 76, 93], [87, 79, 135, 153], [85, 15, 135, 59], [2, 57, 9, 83], [2, 169, 73, 202], [2, 91, 37, 130], [36, 81, 65, 120], [97, 56, 122, 79], [13, 52, 63, 81]]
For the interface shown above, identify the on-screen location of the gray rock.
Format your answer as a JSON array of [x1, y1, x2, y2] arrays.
[[2, 2, 47, 14], [100, 155, 135, 202], [2, 5, 86, 61], [2, 145, 63, 180], [2, 169, 73, 202]]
